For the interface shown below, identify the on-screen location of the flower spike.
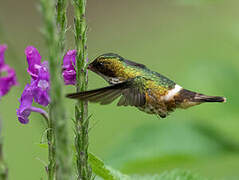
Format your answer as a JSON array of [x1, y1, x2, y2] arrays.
[[62, 49, 77, 85]]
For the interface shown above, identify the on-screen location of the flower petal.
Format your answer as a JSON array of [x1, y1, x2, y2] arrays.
[[0, 44, 7, 68], [0, 64, 18, 97], [62, 50, 77, 85], [31, 62, 50, 106], [17, 84, 49, 124], [25, 46, 42, 79], [17, 84, 34, 124], [62, 69, 76, 85]]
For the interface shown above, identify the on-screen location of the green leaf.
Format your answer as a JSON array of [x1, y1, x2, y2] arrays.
[[89, 153, 208, 180], [89, 153, 130, 180]]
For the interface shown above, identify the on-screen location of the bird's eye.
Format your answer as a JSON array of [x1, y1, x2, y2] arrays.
[[97, 62, 104, 67]]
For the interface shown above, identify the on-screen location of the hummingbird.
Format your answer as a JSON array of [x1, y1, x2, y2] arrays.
[[66, 53, 226, 118]]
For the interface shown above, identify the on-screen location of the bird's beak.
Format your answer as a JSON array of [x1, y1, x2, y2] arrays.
[[87, 63, 93, 70], [87, 63, 96, 73]]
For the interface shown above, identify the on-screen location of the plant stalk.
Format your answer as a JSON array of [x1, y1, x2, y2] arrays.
[[40, 0, 71, 179], [55, 0, 73, 179], [0, 142, 8, 180], [73, 0, 92, 179], [0, 118, 8, 180]]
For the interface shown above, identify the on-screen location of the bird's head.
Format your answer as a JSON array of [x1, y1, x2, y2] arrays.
[[87, 53, 124, 79]]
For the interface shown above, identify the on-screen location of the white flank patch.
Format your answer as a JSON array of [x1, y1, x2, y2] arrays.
[[163, 84, 182, 101], [108, 77, 122, 84]]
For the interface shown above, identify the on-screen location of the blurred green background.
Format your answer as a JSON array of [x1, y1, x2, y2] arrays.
[[0, 0, 239, 179]]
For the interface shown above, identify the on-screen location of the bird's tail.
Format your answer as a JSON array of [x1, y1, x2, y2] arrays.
[[176, 89, 226, 109], [193, 93, 226, 103]]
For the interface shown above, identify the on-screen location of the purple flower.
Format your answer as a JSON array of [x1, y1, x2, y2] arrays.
[[17, 46, 50, 124], [25, 46, 42, 80], [0, 45, 7, 68], [17, 84, 48, 124], [0, 65, 18, 97], [62, 49, 77, 85], [31, 62, 50, 106], [0, 45, 18, 97], [25, 46, 50, 106], [16, 84, 33, 124]]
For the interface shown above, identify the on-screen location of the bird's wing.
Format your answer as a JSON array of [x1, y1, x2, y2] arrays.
[[66, 77, 146, 107]]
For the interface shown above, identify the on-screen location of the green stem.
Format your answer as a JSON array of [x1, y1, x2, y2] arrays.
[[0, 144, 8, 180], [55, 0, 73, 179], [40, 0, 71, 179], [46, 119, 55, 180], [73, 0, 91, 179], [56, 0, 67, 55], [0, 121, 8, 180], [40, 0, 57, 178]]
